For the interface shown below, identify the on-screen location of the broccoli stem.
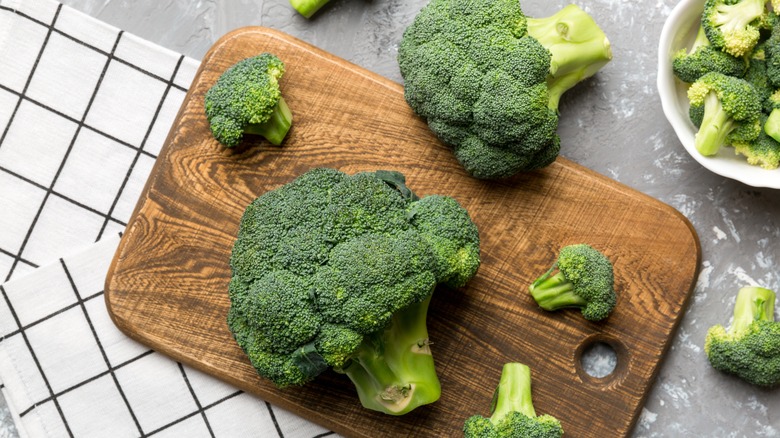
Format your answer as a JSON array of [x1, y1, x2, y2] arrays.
[[289, 0, 331, 18], [341, 294, 441, 415], [526, 4, 612, 111], [695, 92, 734, 156], [244, 97, 293, 146], [691, 25, 711, 52], [490, 363, 536, 424], [765, 108, 780, 143], [730, 286, 776, 335], [528, 269, 587, 311], [712, 0, 765, 35]]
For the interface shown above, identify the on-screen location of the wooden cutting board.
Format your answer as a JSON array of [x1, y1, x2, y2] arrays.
[[105, 27, 701, 437]]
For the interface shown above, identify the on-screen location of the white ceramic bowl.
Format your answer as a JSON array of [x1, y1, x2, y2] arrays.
[[657, 0, 780, 188]]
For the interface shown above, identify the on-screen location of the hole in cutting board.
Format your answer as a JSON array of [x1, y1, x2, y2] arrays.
[[575, 335, 628, 384], [581, 342, 617, 378]]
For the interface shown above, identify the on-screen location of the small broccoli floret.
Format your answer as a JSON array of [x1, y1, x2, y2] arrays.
[[528, 243, 616, 322], [204, 54, 292, 148], [704, 286, 780, 387], [398, 0, 611, 180], [463, 363, 563, 438], [732, 114, 780, 169], [702, 0, 770, 57], [289, 0, 331, 18], [228, 168, 481, 415], [673, 25, 747, 83], [687, 72, 762, 156]]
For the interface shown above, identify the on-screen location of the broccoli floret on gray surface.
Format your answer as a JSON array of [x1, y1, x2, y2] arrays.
[[397, 0, 611, 180], [705, 286, 780, 387]]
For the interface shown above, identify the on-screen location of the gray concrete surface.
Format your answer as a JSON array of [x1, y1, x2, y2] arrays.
[[2, 0, 779, 436]]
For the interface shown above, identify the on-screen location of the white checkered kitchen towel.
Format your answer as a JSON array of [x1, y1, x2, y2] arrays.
[[0, 1, 335, 437]]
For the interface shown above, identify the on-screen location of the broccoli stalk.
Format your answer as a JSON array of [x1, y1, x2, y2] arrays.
[[526, 4, 613, 110], [463, 363, 563, 438], [732, 286, 774, 327], [529, 267, 590, 310], [339, 295, 440, 415], [766, 111, 780, 143], [490, 363, 537, 421], [289, 0, 331, 18], [243, 97, 293, 146], [695, 92, 738, 156], [686, 72, 762, 157], [528, 244, 616, 322], [764, 90, 780, 143], [704, 286, 780, 387]]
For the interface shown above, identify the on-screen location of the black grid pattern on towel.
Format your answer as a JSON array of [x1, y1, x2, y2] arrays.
[[0, 2, 336, 437]]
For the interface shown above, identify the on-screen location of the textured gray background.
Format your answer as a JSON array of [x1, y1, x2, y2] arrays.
[[2, 0, 780, 436]]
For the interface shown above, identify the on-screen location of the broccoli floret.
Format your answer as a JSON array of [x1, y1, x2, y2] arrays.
[[204, 54, 293, 147], [528, 243, 615, 322], [743, 43, 775, 113], [687, 72, 762, 156], [702, 0, 770, 57], [397, 0, 611, 180], [227, 168, 481, 415], [764, 13, 780, 88], [463, 363, 563, 438], [732, 114, 780, 168], [673, 25, 747, 83], [289, 0, 331, 18], [704, 286, 780, 387]]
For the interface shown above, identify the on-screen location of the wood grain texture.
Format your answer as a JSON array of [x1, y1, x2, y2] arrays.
[[104, 27, 701, 437]]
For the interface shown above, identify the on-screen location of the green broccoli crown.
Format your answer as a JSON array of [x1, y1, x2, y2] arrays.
[[672, 25, 747, 83], [702, 0, 769, 57], [397, 0, 610, 180], [732, 114, 780, 169], [765, 15, 780, 88], [204, 53, 292, 147], [704, 286, 780, 387], [742, 44, 775, 113], [463, 363, 563, 438], [228, 168, 480, 414], [687, 72, 762, 156], [529, 243, 616, 321]]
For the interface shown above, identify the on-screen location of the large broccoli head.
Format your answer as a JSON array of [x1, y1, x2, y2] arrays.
[[398, 0, 611, 180], [528, 243, 616, 322], [704, 286, 780, 387], [204, 53, 293, 148], [227, 168, 480, 414]]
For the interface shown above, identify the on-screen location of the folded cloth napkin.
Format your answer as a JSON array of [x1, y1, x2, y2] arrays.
[[0, 1, 336, 436]]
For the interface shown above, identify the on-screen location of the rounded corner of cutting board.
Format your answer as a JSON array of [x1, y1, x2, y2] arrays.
[[102, 231, 145, 344]]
